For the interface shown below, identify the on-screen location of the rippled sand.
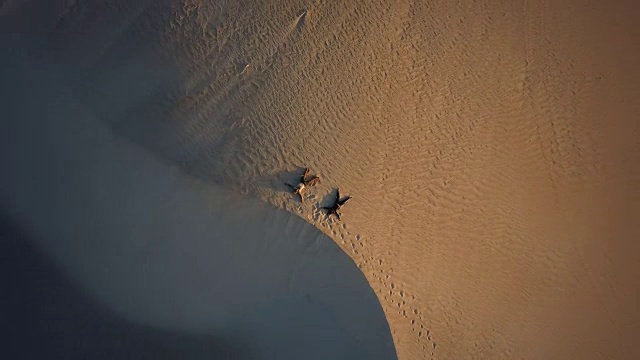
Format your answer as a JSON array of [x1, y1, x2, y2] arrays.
[[1, 0, 639, 359]]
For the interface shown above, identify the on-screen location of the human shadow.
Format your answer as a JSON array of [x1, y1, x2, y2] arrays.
[[260, 166, 319, 194], [318, 188, 352, 219]]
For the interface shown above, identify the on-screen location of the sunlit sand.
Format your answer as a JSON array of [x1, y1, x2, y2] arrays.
[[1, 1, 638, 359]]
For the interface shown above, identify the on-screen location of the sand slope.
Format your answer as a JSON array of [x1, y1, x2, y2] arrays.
[[0, 31, 395, 360], [2, 0, 639, 358]]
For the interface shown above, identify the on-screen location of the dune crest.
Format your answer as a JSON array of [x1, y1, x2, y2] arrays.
[[2, 0, 639, 358]]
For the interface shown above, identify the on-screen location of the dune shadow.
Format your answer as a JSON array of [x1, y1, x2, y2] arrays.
[[0, 216, 250, 360], [0, 37, 397, 360]]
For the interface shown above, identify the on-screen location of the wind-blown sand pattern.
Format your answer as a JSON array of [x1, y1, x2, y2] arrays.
[[0, 43, 396, 359], [1, 0, 639, 359]]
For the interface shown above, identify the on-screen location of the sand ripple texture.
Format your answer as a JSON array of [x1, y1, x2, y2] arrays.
[[7, 0, 639, 358]]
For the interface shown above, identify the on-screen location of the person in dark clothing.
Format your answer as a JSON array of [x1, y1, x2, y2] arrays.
[[323, 188, 351, 220]]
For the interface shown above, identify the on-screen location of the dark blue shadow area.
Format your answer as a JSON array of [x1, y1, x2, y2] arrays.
[[0, 28, 397, 360], [0, 216, 248, 360]]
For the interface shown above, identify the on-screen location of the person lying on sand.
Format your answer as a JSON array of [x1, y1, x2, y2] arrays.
[[323, 188, 351, 220], [285, 167, 319, 203]]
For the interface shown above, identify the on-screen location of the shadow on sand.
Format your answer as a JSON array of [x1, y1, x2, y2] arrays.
[[0, 217, 250, 360], [0, 38, 396, 360]]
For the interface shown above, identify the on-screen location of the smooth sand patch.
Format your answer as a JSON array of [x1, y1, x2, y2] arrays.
[[2, 0, 638, 358]]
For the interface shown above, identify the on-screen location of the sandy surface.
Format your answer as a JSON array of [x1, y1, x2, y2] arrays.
[[0, 41, 396, 359], [2, 0, 639, 359]]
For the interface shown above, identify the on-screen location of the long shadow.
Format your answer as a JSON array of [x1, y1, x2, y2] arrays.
[[0, 216, 248, 360], [260, 166, 309, 193], [0, 37, 397, 360]]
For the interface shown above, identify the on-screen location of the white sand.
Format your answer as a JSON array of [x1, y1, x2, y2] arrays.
[[1, 0, 639, 359]]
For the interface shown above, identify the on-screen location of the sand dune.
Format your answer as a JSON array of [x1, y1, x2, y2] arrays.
[[0, 41, 395, 359], [0, 38, 395, 359], [2, 0, 639, 359]]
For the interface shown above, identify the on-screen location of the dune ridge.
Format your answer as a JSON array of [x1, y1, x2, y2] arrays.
[[0, 30, 396, 360], [2, 0, 639, 358]]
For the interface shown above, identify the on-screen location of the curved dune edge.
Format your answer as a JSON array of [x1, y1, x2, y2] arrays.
[[3, 1, 640, 359], [0, 44, 396, 359]]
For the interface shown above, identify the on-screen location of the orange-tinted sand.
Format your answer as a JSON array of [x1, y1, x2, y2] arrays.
[[2, 0, 638, 358]]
